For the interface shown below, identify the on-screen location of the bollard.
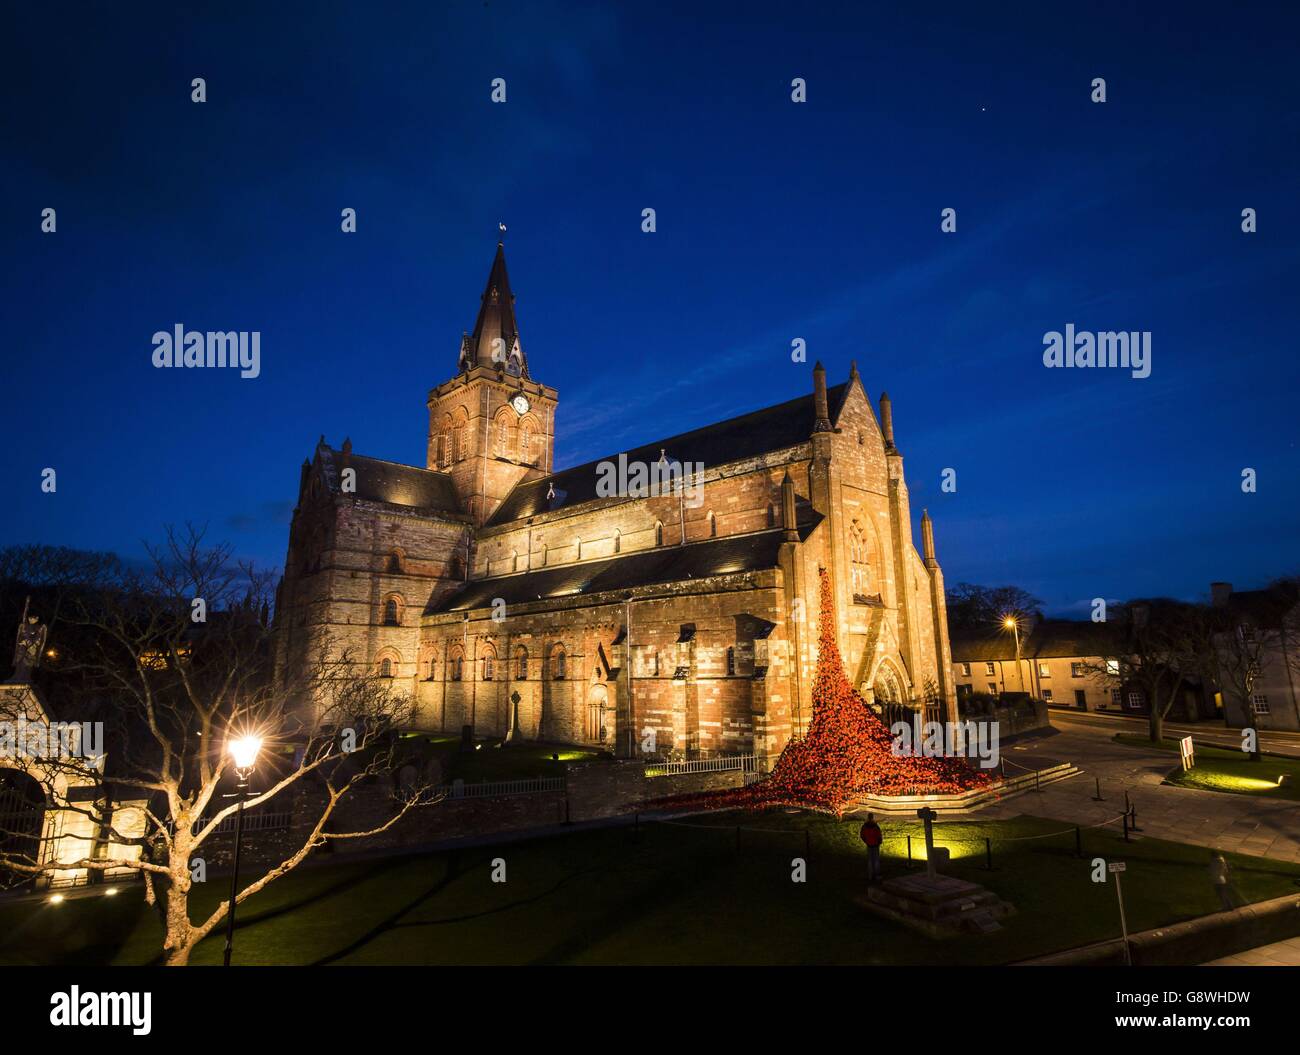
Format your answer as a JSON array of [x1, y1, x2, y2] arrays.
[[1124, 790, 1131, 814], [1129, 803, 1141, 832], [1093, 777, 1104, 801], [1123, 810, 1131, 843], [985, 836, 993, 871], [907, 835, 913, 860], [1075, 826, 1082, 858]]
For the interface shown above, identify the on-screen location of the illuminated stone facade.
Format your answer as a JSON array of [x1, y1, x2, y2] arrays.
[[274, 246, 958, 757]]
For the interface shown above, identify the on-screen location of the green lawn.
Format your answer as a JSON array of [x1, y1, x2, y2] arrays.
[[4, 811, 1298, 966], [1114, 733, 1300, 801]]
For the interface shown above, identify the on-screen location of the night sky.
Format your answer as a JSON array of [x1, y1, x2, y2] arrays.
[[3, 1, 1298, 616]]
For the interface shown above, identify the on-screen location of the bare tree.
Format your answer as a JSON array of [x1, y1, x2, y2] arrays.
[[0, 526, 439, 965]]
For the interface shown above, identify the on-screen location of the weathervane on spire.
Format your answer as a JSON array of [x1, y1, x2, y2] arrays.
[[498, 221, 507, 237]]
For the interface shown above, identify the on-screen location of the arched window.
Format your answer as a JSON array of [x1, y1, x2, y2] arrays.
[[387, 549, 404, 573], [484, 649, 496, 681], [450, 648, 464, 681], [455, 425, 467, 461], [439, 419, 452, 468], [613, 529, 621, 554], [379, 658, 393, 678], [574, 537, 582, 561], [382, 597, 402, 626], [494, 412, 512, 457], [426, 657, 436, 681], [520, 423, 535, 463], [510, 550, 518, 573], [515, 646, 528, 680], [553, 646, 566, 680], [707, 510, 717, 537], [654, 521, 664, 547]]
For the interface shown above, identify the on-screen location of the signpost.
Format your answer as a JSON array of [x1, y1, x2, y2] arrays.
[[1179, 736, 1195, 771], [1109, 861, 1131, 965]]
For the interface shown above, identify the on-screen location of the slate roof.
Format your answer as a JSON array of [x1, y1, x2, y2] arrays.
[[428, 515, 818, 615], [485, 382, 849, 526], [951, 619, 1119, 662], [318, 445, 461, 513]]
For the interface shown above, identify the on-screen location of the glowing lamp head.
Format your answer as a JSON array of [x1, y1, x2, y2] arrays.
[[1002, 616, 1017, 629], [229, 735, 263, 771]]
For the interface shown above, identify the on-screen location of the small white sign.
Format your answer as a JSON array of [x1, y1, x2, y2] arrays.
[[1108, 862, 1126, 873], [1179, 735, 1195, 771]]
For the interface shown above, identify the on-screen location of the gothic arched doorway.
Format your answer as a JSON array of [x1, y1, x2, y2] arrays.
[[586, 684, 609, 744], [0, 770, 45, 890]]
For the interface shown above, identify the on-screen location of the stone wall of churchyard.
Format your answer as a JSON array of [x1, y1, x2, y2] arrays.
[[191, 760, 747, 875]]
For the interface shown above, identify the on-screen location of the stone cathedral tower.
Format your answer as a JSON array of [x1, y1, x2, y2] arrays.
[[425, 243, 558, 526]]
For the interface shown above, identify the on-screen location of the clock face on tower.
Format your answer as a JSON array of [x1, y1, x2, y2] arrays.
[[510, 394, 531, 416]]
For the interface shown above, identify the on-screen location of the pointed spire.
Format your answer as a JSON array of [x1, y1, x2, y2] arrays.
[[812, 362, 832, 433], [921, 508, 936, 564], [463, 242, 527, 376], [849, 359, 860, 382]]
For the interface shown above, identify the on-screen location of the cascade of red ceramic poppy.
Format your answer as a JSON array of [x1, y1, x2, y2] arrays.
[[651, 566, 994, 815]]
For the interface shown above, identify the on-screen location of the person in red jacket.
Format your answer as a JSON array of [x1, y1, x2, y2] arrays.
[[859, 812, 883, 882]]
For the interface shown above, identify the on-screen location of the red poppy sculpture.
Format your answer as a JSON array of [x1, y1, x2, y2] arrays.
[[652, 567, 997, 815]]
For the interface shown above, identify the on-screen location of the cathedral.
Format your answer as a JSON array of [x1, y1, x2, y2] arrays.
[[273, 244, 959, 759]]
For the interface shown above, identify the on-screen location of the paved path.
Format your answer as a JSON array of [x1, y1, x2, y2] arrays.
[[1203, 937, 1300, 966], [978, 726, 1300, 863], [1051, 709, 1300, 758]]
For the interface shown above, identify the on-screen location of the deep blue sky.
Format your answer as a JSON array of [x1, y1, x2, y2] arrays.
[[3, 1, 1298, 616]]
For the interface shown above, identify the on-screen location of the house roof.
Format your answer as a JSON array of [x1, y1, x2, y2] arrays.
[[428, 515, 817, 615], [951, 619, 1118, 663], [485, 382, 849, 526], [1226, 584, 1300, 627]]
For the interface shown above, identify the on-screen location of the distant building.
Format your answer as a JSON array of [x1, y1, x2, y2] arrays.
[[1210, 581, 1300, 732], [951, 617, 1219, 722], [950, 619, 1118, 711]]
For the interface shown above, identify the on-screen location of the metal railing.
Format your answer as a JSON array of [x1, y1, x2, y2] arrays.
[[644, 754, 771, 777], [439, 777, 566, 799]]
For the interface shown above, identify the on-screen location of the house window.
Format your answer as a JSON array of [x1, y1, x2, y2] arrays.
[[1111, 689, 1121, 706], [1252, 695, 1271, 715], [1127, 691, 1144, 710], [1105, 659, 1120, 677], [1074, 689, 1087, 707], [383, 598, 400, 626], [1037, 662, 1051, 678], [379, 658, 393, 678], [959, 662, 971, 677], [1041, 689, 1053, 702], [726, 646, 735, 676], [987, 682, 998, 695], [985, 662, 996, 676], [1071, 662, 1087, 678]]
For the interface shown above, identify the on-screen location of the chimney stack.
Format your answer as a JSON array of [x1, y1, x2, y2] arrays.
[[781, 472, 799, 542]]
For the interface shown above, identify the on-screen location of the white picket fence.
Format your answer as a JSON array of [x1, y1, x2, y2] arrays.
[[644, 754, 771, 778]]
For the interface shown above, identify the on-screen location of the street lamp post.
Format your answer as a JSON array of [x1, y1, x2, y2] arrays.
[[223, 734, 262, 967], [1003, 616, 1027, 695]]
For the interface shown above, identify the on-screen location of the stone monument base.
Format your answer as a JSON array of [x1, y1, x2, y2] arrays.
[[858, 873, 1016, 936]]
